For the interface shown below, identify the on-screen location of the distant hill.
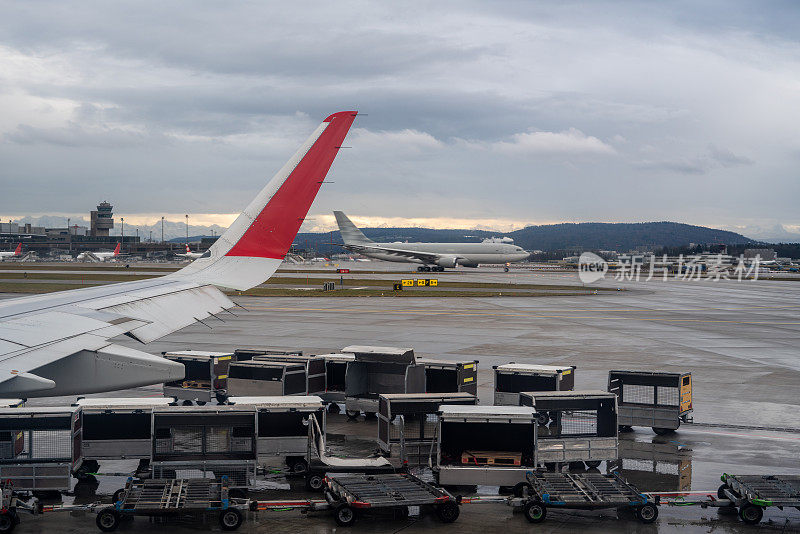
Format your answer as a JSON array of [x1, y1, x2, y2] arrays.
[[292, 221, 754, 255]]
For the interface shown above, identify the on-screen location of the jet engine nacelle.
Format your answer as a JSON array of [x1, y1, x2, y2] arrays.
[[458, 260, 479, 268]]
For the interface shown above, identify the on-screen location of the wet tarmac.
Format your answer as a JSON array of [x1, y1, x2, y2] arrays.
[[2, 263, 800, 532]]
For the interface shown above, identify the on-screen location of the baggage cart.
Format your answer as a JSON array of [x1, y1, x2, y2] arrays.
[[323, 472, 460, 526], [518, 471, 658, 524], [377, 393, 478, 466], [228, 396, 325, 474], [0, 407, 83, 493], [162, 351, 234, 405], [252, 354, 326, 396], [226, 360, 307, 397], [150, 406, 257, 491], [434, 405, 538, 490], [94, 477, 248, 532], [718, 473, 800, 525], [519, 390, 617, 468], [493, 364, 576, 406], [343, 346, 426, 418], [319, 353, 354, 410], [74, 397, 173, 479], [608, 370, 692, 434], [608, 439, 692, 492], [416, 357, 479, 395]]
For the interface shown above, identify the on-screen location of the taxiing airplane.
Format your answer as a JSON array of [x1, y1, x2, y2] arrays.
[[177, 244, 204, 260], [334, 211, 530, 272], [0, 243, 22, 259], [0, 111, 357, 397], [77, 242, 121, 262]]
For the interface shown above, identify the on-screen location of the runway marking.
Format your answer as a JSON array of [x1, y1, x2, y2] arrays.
[[240, 306, 800, 326]]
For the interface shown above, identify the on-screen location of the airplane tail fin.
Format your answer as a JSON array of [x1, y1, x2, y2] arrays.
[[13, 243, 21, 256], [175, 111, 358, 290], [113, 243, 121, 255], [185, 244, 191, 253], [334, 211, 373, 245]]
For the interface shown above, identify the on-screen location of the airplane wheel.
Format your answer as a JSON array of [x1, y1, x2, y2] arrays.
[[417, 266, 425, 272]]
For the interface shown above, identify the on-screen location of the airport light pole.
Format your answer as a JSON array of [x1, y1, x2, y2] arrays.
[[121, 217, 124, 253], [185, 214, 189, 245], [67, 217, 71, 253], [161, 216, 164, 244]]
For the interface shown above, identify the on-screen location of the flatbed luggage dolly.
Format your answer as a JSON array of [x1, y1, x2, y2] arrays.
[[519, 471, 658, 524], [717, 473, 800, 525], [322, 472, 460, 527], [95, 476, 248, 532]]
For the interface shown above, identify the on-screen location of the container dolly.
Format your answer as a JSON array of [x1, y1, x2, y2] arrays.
[[322, 472, 460, 526], [718, 473, 800, 525], [93, 476, 248, 532], [514, 471, 659, 524]]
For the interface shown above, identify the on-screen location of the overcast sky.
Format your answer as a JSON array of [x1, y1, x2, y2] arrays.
[[1, 1, 799, 240]]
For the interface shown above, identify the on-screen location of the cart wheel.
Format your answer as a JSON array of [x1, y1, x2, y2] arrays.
[[636, 503, 658, 524], [112, 488, 126, 503], [216, 393, 228, 405], [513, 482, 533, 497], [219, 508, 243, 531], [305, 474, 325, 492], [534, 412, 549, 426], [181, 400, 193, 406], [717, 484, 729, 500], [334, 504, 357, 527], [585, 460, 602, 469], [652, 427, 674, 436], [523, 501, 547, 523], [568, 461, 585, 471], [196, 400, 207, 406], [435, 501, 460, 523], [345, 410, 360, 420], [738, 504, 763, 525], [327, 403, 341, 414], [0, 510, 16, 533], [96, 508, 120, 532], [290, 458, 309, 474]]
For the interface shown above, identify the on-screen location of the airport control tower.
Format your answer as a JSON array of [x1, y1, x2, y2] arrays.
[[90, 201, 114, 236]]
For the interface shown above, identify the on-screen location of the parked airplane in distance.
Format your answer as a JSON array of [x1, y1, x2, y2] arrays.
[[77, 242, 121, 262], [0, 243, 22, 259], [0, 110, 357, 397], [334, 211, 530, 272], [177, 244, 204, 260]]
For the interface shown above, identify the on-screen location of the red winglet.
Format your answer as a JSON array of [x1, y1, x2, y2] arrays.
[[113, 243, 121, 255], [226, 111, 357, 259], [13, 243, 21, 255]]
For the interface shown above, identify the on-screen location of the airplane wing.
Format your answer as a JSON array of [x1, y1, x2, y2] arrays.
[[0, 111, 358, 397], [343, 243, 442, 264]]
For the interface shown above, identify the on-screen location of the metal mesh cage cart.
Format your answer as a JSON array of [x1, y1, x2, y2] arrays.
[[228, 396, 324, 473], [0, 406, 82, 492], [493, 364, 576, 406], [377, 393, 478, 466], [343, 346, 426, 418], [608, 370, 692, 434], [434, 405, 537, 488], [519, 390, 617, 468], [150, 406, 257, 489], [251, 354, 326, 396], [416, 358, 479, 395], [162, 351, 234, 404], [227, 360, 307, 397]]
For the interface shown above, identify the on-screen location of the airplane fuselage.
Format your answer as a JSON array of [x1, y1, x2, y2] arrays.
[[346, 241, 529, 266]]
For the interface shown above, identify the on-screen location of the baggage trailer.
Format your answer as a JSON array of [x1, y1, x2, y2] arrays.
[[150, 406, 257, 492], [493, 364, 576, 406], [718, 473, 800, 525], [94, 477, 248, 532], [0, 407, 83, 494], [251, 354, 326, 396], [434, 405, 538, 491], [519, 390, 617, 469], [74, 397, 174, 479], [377, 393, 478, 466], [323, 472, 460, 527], [162, 351, 234, 405], [518, 471, 658, 524], [608, 370, 692, 434], [343, 346, 426, 418], [227, 396, 325, 474], [226, 360, 307, 397], [416, 358, 479, 395], [319, 353, 354, 410]]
